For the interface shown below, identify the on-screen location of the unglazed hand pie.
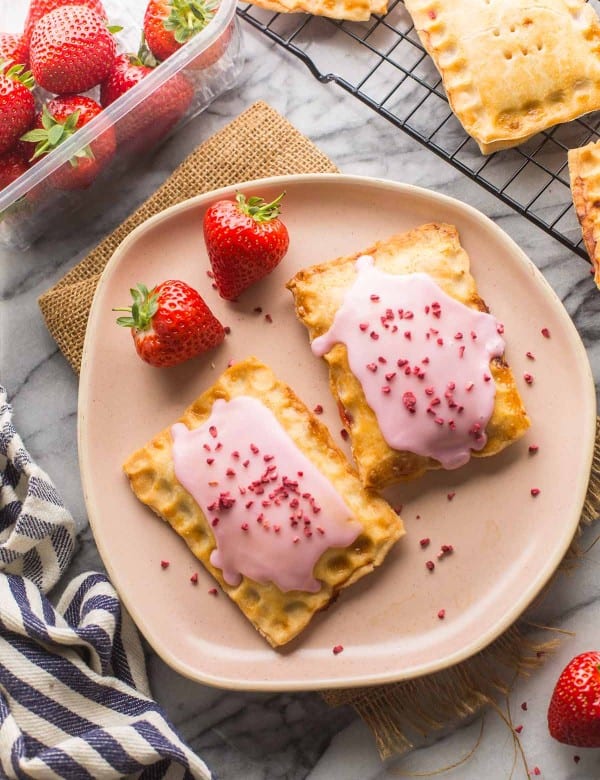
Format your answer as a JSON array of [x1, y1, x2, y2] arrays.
[[286, 223, 530, 488], [568, 140, 600, 288], [243, 0, 386, 22], [403, 0, 600, 154], [123, 357, 404, 647]]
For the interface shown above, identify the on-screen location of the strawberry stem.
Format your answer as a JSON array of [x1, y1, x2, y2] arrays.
[[113, 284, 158, 330], [163, 0, 219, 44], [138, 33, 159, 67], [235, 191, 286, 223], [21, 106, 85, 161], [1, 62, 35, 90]]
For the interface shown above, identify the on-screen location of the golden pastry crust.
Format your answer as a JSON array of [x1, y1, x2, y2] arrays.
[[243, 0, 386, 22], [123, 357, 404, 648], [568, 140, 600, 288], [286, 223, 530, 487], [403, 0, 600, 154]]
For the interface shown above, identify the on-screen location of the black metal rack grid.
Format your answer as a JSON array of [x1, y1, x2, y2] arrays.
[[236, 0, 600, 259]]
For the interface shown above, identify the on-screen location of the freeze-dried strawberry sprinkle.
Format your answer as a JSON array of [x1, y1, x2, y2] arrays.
[[171, 397, 361, 594], [310, 260, 505, 470]]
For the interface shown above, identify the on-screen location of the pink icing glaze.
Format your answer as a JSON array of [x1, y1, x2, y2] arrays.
[[311, 257, 505, 469], [171, 396, 361, 593]]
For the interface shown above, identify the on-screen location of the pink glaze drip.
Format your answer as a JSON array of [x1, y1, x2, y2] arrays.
[[311, 257, 505, 469], [171, 396, 361, 593]]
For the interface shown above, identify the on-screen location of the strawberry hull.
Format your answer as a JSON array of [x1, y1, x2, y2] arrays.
[[49, 126, 117, 190], [143, 0, 231, 71], [0, 0, 242, 248], [22, 95, 117, 191]]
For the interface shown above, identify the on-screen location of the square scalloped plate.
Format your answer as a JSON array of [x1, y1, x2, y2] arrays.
[[78, 174, 596, 691]]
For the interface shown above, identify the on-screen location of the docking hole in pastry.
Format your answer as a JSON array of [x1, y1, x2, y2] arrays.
[[286, 223, 530, 488], [122, 357, 404, 647], [403, 0, 600, 154], [568, 140, 600, 287]]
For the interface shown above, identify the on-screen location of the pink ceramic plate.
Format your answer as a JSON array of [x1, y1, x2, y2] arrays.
[[79, 174, 596, 691]]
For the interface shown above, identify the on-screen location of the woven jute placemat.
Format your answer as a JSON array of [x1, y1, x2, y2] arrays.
[[38, 100, 600, 761]]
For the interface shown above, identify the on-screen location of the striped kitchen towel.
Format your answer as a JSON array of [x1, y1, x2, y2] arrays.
[[0, 386, 211, 780]]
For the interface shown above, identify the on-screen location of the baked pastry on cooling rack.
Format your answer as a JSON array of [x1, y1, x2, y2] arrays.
[[403, 0, 600, 154], [287, 223, 530, 488], [123, 356, 404, 647], [243, 0, 386, 22], [568, 139, 600, 288]]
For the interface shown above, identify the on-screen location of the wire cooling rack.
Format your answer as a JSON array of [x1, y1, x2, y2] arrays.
[[236, 0, 600, 259]]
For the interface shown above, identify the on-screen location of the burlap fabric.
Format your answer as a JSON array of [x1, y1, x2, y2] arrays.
[[38, 100, 600, 760]]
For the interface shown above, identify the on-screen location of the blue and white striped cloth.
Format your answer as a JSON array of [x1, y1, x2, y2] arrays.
[[0, 386, 212, 779]]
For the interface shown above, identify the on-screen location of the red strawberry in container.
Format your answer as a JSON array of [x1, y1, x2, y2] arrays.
[[100, 49, 194, 155], [29, 5, 118, 94], [0, 63, 35, 156], [23, 0, 108, 49], [0, 33, 29, 67], [548, 651, 600, 747], [114, 280, 225, 367], [21, 95, 116, 190], [0, 145, 31, 191], [203, 192, 290, 301], [143, 0, 231, 70]]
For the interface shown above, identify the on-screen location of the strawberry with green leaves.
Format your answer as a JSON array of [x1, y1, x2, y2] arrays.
[[23, 0, 108, 49], [548, 651, 600, 747], [0, 33, 29, 67], [115, 280, 225, 367], [100, 50, 193, 154], [29, 5, 118, 94], [143, 0, 220, 64], [0, 63, 35, 156], [203, 192, 290, 301], [21, 95, 116, 190]]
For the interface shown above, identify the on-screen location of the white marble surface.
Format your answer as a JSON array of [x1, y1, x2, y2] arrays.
[[3, 15, 600, 780]]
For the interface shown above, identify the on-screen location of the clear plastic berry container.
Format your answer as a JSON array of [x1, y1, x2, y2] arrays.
[[0, 0, 243, 248]]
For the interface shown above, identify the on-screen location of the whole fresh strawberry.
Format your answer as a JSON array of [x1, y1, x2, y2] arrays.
[[100, 51, 193, 154], [23, 0, 107, 49], [21, 95, 116, 190], [548, 651, 600, 747], [100, 52, 155, 107], [0, 145, 31, 191], [203, 192, 290, 301], [0, 33, 29, 66], [29, 5, 117, 94], [114, 280, 225, 367], [0, 64, 35, 156], [143, 0, 218, 63]]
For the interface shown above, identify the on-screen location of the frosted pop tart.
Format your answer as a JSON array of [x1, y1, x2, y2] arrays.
[[287, 223, 530, 487], [123, 357, 404, 647]]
